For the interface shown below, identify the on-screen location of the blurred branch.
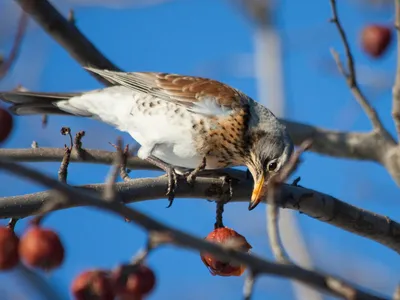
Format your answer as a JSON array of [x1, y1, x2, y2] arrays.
[[392, 0, 400, 141], [14, 0, 121, 85], [0, 152, 399, 254], [267, 140, 311, 263], [328, 0, 389, 136], [0, 158, 390, 300], [0, 11, 28, 80]]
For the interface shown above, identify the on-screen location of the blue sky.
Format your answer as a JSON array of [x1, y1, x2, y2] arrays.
[[0, 0, 398, 299]]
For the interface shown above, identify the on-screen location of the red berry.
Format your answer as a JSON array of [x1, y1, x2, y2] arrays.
[[361, 24, 392, 58], [113, 264, 156, 298], [200, 227, 252, 277], [0, 227, 19, 270], [0, 107, 13, 143], [19, 226, 64, 270], [71, 270, 115, 300]]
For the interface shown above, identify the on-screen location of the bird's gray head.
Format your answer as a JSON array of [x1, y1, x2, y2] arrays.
[[245, 102, 294, 210]]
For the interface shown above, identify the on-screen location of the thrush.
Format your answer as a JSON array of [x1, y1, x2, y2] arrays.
[[0, 67, 294, 210]]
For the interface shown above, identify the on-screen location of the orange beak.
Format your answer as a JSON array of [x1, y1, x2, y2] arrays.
[[249, 174, 267, 211]]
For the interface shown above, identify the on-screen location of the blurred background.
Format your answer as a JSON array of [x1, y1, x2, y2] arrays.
[[0, 0, 398, 299]]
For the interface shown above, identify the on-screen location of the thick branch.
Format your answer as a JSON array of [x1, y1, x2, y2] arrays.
[[0, 173, 399, 255], [281, 120, 388, 162], [14, 0, 121, 85], [0, 159, 389, 300]]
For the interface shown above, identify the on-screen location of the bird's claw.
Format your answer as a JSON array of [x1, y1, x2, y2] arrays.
[[185, 172, 196, 186], [165, 167, 178, 208]]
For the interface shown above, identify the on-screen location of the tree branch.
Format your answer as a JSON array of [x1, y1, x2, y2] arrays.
[[0, 158, 389, 300], [14, 0, 121, 85], [0, 147, 158, 171], [0, 169, 399, 255]]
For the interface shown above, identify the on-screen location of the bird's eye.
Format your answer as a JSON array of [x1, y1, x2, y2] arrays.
[[267, 161, 278, 172]]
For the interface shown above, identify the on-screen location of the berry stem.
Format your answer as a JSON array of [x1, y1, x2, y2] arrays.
[[214, 201, 224, 229]]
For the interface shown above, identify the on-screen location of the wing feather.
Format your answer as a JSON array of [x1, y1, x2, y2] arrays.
[[84, 67, 249, 116]]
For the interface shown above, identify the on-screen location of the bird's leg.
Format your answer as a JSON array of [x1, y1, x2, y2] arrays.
[[145, 155, 178, 208], [185, 157, 207, 186]]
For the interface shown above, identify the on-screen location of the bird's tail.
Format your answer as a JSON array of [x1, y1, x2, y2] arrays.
[[0, 91, 82, 116]]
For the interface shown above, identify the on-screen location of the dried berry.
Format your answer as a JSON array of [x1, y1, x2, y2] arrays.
[[361, 24, 392, 58], [0, 107, 13, 143], [0, 226, 19, 270], [201, 227, 252, 276], [19, 226, 64, 270], [113, 264, 156, 298], [71, 270, 115, 300]]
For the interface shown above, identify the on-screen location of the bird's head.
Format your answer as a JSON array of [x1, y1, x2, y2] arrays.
[[245, 129, 293, 211]]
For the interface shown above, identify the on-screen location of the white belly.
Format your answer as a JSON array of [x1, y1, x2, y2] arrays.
[[57, 86, 209, 169]]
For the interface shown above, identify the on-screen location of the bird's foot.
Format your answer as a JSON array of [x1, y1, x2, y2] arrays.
[[220, 174, 233, 204], [165, 167, 178, 208], [145, 155, 179, 208], [185, 157, 207, 186]]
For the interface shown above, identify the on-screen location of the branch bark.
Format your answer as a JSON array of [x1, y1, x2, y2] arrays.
[[0, 147, 158, 171], [0, 158, 390, 300], [0, 168, 399, 255]]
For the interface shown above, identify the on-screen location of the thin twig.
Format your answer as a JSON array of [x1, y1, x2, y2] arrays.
[[328, 0, 388, 135], [103, 138, 124, 201], [131, 237, 157, 265], [0, 12, 29, 80], [266, 140, 312, 263], [392, 0, 400, 142], [0, 158, 389, 300], [31, 141, 38, 148], [7, 218, 18, 231], [58, 127, 73, 183], [120, 144, 132, 182], [41, 114, 47, 128], [243, 272, 256, 300], [67, 9, 75, 24], [73, 130, 85, 159], [58, 146, 71, 183]]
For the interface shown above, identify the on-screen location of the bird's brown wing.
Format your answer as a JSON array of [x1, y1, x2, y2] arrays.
[[85, 67, 249, 116]]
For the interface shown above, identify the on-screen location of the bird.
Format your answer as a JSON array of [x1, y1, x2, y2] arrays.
[[0, 67, 294, 210]]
